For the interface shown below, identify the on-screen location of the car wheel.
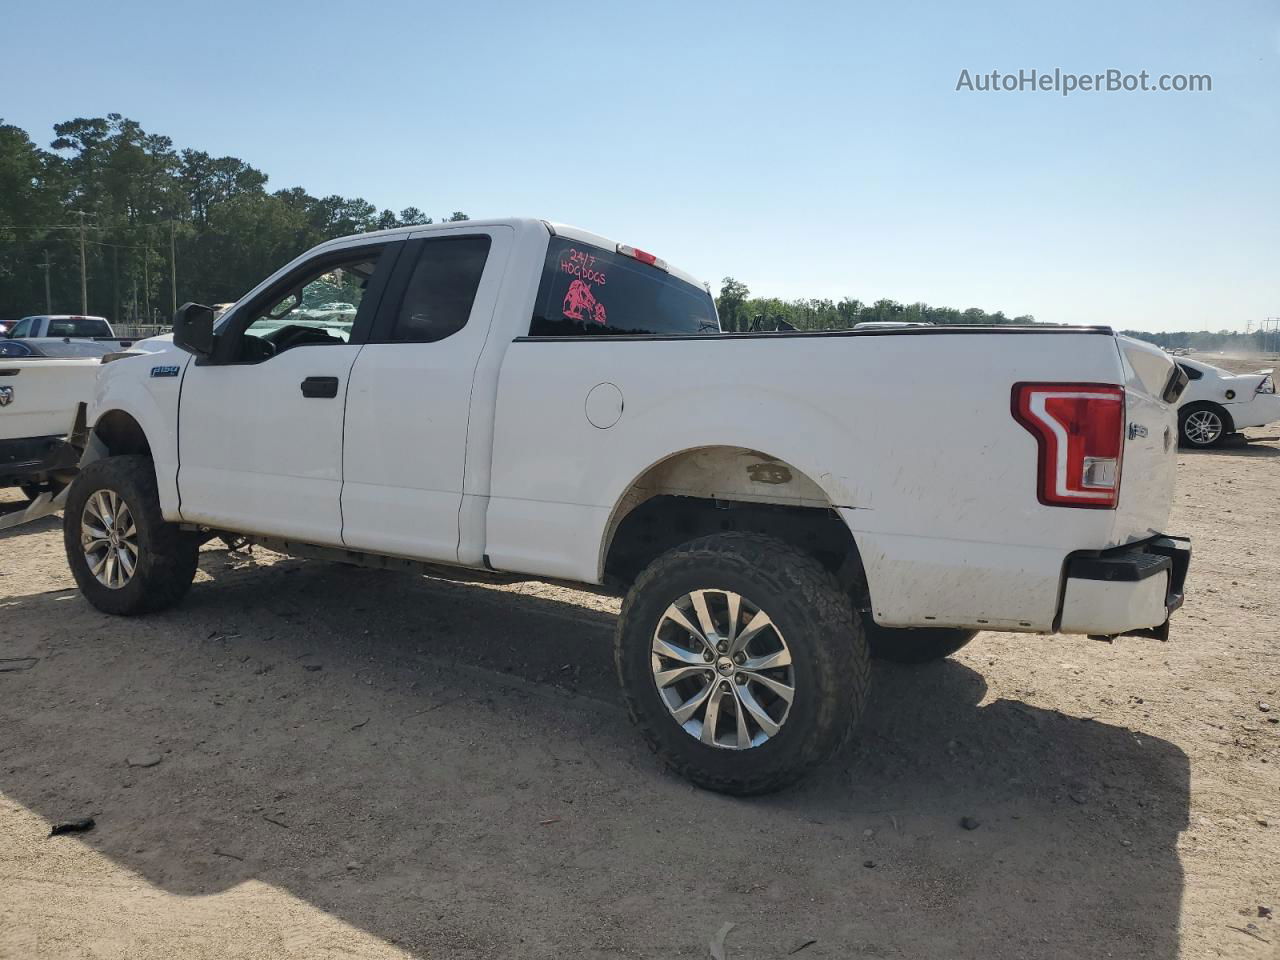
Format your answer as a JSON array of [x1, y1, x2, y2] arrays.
[[63, 455, 201, 615], [616, 532, 870, 795], [1179, 403, 1228, 448], [862, 616, 977, 664]]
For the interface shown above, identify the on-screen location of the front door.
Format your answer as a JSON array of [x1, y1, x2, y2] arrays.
[[177, 242, 399, 544]]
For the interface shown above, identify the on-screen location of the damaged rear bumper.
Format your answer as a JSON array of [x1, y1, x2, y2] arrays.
[[1057, 535, 1192, 641]]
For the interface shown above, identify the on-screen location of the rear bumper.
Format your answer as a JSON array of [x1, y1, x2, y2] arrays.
[[0, 434, 78, 484], [1057, 535, 1191, 640]]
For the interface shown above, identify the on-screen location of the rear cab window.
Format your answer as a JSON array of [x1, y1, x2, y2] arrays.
[[46, 317, 112, 338], [529, 237, 719, 337]]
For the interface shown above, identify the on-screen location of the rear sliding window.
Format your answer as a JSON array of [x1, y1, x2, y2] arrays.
[[46, 317, 111, 338], [529, 237, 719, 337]]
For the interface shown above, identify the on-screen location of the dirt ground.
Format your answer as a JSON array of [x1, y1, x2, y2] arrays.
[[1, 427, 1277, 959]]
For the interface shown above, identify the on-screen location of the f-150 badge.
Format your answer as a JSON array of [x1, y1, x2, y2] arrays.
[[150, 365, 180, 378], [0, 385, 13, 406]]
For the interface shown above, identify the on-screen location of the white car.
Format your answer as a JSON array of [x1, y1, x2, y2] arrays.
[[1174, 358, 1279, 447], [61, 217, 1191, 794]]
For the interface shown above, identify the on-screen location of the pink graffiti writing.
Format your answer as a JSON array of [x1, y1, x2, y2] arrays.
[[559, 248, 608, 287]]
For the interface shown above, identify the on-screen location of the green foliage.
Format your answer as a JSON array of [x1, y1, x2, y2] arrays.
[[715, 274, 1034, 332], [0, 115, 468, 323]]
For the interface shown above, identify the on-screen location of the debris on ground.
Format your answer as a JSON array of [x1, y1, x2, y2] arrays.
[[126, 753, 163, 768], [48, 818, 95, 837], [709, 921, 736, 960], [787, 939, 817, 955], [1228, 924, 1271, 944], [0, 657, 39, 672], [960, 816, 981, 831]]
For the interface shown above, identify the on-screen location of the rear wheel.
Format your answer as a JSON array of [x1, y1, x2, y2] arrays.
[[863, 617, 977, 664], [616, 532, 869, 795], [63, 455, 200, 615], [1179, 403, 1228, 448]]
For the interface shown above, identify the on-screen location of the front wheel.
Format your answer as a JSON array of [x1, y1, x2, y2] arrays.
[[63, 455, 201, 615], [615, 532, 869, 795]]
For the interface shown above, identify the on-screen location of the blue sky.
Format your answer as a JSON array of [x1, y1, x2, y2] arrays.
[[5, 0, 1276, 330]]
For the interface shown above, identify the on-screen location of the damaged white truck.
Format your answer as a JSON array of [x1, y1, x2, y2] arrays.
[[63, 218, 1191, 794]]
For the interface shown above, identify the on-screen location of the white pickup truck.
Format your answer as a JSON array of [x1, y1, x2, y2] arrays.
[[62, 218, 1192, 794], [0, 338, 123, 497]]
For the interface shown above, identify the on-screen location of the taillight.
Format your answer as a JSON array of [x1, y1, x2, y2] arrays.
[[616, 243, 668, 271], [1012, 383, 1125, 509], [1257, 373, 1274, 395]]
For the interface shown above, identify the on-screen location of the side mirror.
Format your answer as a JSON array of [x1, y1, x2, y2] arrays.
[[173, 302, 216, 359]]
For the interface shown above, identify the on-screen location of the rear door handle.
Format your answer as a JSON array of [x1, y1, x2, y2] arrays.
[[300, 376, 339, 399]]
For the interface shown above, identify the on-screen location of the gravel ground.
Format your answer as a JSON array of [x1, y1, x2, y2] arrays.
[[1, 427, 1277, 959]]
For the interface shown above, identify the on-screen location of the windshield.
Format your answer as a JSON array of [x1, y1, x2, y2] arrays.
[[530, 237, 719, 337]]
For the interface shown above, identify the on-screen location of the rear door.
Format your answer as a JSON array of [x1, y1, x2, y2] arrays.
[[340, 225, 512, 561], [1113, 337, 1180, 541]]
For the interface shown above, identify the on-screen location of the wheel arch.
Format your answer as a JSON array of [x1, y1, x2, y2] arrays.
[[600, 445, 868, 592], [90, 409, 153, 460]]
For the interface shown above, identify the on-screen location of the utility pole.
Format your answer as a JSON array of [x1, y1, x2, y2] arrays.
[[78, 211, 88, 314], [169, 220, 178, 318], [143, 242, 151, 326], [39, 250, 53, 313]]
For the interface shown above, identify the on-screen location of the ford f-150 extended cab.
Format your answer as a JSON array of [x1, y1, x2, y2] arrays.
[[62, 218, 1191, 794]]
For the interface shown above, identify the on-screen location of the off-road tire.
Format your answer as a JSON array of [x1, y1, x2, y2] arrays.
[[863, 617, 977, 664], [63, 455, 200, 615], [616, 532, 870, 795]]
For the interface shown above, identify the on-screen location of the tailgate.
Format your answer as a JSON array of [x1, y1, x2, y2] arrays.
[[0, 360, 99, 441], [1111, 337, 1180, 544]]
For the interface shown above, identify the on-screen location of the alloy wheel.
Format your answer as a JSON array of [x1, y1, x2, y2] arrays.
[[81, 489, 139, 589], [1184, 409, 1223, 445], [650, 589, 795, 749]]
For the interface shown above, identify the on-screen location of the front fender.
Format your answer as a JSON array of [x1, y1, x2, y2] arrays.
[[89, 348, 190, 519]]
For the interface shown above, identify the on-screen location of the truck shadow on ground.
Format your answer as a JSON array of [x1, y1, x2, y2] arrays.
[[0, 552, 1189, 959], [1180, 435, 1280, 458]]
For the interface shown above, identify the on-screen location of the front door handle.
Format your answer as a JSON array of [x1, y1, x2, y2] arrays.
[[300, 376, 339, 399]]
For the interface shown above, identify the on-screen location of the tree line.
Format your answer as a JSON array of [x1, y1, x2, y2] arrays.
[[0, 115, 468, 324], [1120, 328, 1278, 355], [714, 277, 1035, 332]]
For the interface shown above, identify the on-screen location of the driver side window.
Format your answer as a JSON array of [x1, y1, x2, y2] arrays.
[[238, 250, 382, 359]]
